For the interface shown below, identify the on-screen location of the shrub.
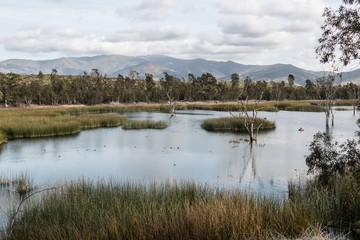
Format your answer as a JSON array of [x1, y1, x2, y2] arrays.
[[305, 118, 360, 185]]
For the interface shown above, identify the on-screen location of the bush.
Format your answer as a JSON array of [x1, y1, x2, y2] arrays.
[[305, 118, 360, 185]]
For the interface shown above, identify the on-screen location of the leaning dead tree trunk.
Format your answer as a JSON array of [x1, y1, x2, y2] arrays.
[[166, 89, 177, 118]]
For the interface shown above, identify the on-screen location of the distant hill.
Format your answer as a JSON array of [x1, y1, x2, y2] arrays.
[[1, 54, 360, 85]]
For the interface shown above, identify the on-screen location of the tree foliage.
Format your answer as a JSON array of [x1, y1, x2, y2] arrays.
[[0, 71, 358, 107], [316, 0, 360, 68], [306, 118, 360, 185]]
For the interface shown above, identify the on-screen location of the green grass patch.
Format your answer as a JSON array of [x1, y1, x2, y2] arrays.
[[201, 116, 275, 132], [122, 120, 167, 130], [0, 108, 127, 140]]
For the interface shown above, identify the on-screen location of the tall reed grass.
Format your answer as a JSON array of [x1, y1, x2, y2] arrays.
[[288, 174, 360, 232], [201, 117, 276, 132], [0, 172, 34, 195], [6, 179, 318, 240], [122, 120, 168, 130], [0, 131, 7, 144], [4, 175, 359, 239]]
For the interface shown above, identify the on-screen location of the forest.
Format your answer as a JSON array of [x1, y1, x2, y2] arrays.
[[0, 69, 359, 107]]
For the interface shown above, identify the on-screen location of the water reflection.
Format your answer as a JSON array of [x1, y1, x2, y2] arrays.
[[0, 110, 357, 196]]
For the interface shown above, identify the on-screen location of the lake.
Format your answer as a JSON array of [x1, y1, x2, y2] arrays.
[[0, 109, 358, 197]]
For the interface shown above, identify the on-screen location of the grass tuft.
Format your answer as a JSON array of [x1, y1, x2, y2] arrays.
[[201, 116, 275, 132], [122, 120, 167, 130]]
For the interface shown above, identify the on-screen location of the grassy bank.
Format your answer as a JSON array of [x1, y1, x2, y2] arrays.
[[6, 176, 359, 240], [4, 175, 360, 239], [0, 108, 127, 141], [201, 116, 276, 132], [5, 180, 316, 240], [122, 120, 167, 130]]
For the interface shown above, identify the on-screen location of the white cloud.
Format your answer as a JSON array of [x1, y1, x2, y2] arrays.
[[1, 24, 191, 57], [104, 25, 189, 42], [0, 0, 335, 70], [117, 0, 181, 21]]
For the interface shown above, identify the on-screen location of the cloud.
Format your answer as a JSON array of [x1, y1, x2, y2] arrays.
[[0, 0, 331, 71], [2, 25, 98, 54], [209, 0, 327, 66], [105, 24, 189, 42], [1, 24, 190, 57], [117, 0, 181, 21]]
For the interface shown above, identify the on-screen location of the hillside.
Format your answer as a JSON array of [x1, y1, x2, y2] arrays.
[[1, 54, 360, 85]]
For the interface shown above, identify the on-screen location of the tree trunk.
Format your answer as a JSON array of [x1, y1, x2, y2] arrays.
[[354, 105, 356, 116], [250, 123, 255, 142], [325, 111, 330, 127]]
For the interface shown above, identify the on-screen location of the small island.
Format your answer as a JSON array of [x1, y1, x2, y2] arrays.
[[201, 116, 275, 132]]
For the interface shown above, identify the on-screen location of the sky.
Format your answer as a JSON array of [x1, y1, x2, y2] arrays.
[[0, 0, 341, 71]]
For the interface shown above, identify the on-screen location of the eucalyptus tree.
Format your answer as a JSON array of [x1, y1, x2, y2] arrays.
[[230, 73, 240, 100], [0, 72, 21, 107], [316, 0, 360, 68], [145, 73, 155, 102], [288, 74, 295, 88], [198, 73, 218, 100], [314, 0, 360, 126]]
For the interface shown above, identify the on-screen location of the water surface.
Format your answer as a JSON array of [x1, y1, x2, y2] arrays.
[[0, 109, 358, 196]]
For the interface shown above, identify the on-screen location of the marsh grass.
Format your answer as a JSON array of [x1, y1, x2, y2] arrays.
[[0, 172, 34, 195], [288, 174, 360, 232], [64, 104, 171, 115], [0, 131, 7, 144], [6, 179, 318, 240], [0, 108, 127, 140], [201, 116, 275, 132], [122, 120, 168, 130]]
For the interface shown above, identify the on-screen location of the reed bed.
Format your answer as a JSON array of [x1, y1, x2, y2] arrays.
[[201, 117, 276, 132], [122, 120, 168, 130], [6, 179, 317, 240], [0, 131, 7, 144], [288, 174, 360, 232], [0, 108, 127, 140], [64, 104, 171, 115], [0, 172, 34, 195]]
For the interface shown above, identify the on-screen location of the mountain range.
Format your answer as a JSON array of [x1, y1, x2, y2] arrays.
[[0, 54, 359, 85]]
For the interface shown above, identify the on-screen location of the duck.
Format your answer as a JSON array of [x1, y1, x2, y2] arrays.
[[298, 127, 304, 132]]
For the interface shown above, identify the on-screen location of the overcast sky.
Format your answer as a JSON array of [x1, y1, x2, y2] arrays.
[[0, 0, 340, 71]]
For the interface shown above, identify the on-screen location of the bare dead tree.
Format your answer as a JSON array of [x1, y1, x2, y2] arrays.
[[166, 88, 177, 118], [315, 71, 340, 127], [231, 84, 265, 143]]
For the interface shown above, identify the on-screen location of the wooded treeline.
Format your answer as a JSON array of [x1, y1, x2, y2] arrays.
[[0, 69, 359, 106]]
